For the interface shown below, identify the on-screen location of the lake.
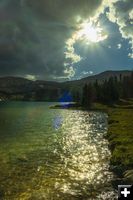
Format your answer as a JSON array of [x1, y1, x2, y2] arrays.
[[0, 102, 117, 200]]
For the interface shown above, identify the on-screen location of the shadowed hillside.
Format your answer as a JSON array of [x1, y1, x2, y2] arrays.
[[0, 70, 132, 101]]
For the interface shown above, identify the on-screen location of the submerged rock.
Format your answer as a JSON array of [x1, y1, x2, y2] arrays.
[[108, 120, 119, 124]]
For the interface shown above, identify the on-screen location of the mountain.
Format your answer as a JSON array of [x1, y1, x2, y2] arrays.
[[0, 75, 65, 101], [0, 70, 132, 101], [64, 70, 132, 86], [0, 77, 33, 93], [82, 70, 131, 82]]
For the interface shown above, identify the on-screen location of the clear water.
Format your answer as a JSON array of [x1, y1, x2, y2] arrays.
[[0, 102, 117, 200]]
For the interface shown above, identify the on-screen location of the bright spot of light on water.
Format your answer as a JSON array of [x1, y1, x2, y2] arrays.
[[53, 115, 63, 130], [55, 110, 117, 199]]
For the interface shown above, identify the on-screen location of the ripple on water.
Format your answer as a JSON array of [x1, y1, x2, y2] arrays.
[[0, 104, 117, 199]]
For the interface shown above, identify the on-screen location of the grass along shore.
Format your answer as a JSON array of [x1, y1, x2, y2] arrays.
[[93, 100, 133, 184]]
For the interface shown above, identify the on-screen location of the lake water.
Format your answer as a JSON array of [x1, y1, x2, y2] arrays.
[[0, 102, 117, 200]]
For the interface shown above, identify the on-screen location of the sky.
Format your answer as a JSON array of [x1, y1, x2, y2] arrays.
[[0, 0, 133, 81]]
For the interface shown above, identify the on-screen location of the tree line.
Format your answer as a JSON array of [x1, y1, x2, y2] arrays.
[[80, 72, 133, 107]]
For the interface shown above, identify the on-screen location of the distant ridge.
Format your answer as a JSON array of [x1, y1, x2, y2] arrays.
[[0, 70, 131, 84], [63, 70, 132, 87], [0, 70, 132, 100], [82, 70, 131, 81]]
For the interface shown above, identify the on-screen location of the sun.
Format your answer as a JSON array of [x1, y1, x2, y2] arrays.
[[77, 21, 107, 43], [81, 23, 99, 42]]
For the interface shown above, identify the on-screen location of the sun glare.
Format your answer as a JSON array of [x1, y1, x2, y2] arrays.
[[78, 21, 107, 43], [81, 23, 98, 42]]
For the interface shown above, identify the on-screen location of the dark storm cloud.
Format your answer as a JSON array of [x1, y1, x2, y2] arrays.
[[26, 0, 102, 24], [0, 0, 104, 80]]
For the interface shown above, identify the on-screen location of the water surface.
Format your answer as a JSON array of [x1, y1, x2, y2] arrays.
[[0, 102, 117, 199]]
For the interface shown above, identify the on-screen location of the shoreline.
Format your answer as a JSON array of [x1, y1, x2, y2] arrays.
[[93, 102, 133, 186], [50, 101, 133, 185]]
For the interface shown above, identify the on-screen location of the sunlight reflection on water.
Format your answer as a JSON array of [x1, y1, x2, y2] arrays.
[[0, 103, 117, 199], [52, 111, 117, 199]]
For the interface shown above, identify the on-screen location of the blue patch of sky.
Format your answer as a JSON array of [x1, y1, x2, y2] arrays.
[[73, 13, 133, 78]]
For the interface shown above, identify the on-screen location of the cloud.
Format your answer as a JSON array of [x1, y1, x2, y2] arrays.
[[52, 66, 75, 81], [26, 0, 103, 25], [25, 74, 36, 81], [64, 19, 108, 72], [64, 66, 75, 78], [76, 70, 94, 79], [106, 0, 133, 58], [82, 70, 93, 75], [128, 53, 133, 59], [117, 43, 122, 49], [0, 0, 105, 80], [64, 35, 82, 67], [0, 0, 132, 81]]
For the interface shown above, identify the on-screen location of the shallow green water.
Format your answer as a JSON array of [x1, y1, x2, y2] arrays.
[[0, 102, 117, 200]]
